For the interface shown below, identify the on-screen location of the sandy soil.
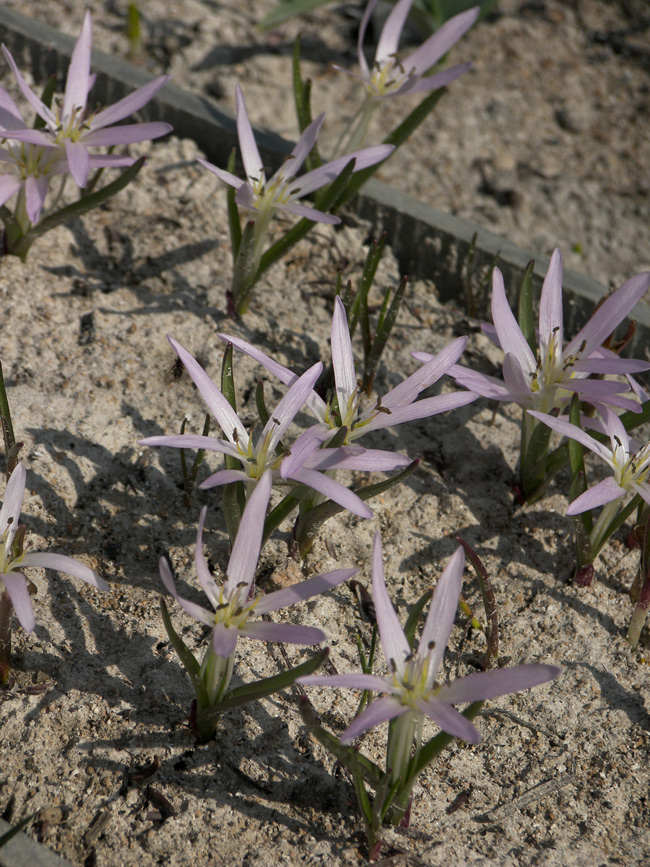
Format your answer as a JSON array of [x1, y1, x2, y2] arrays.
[[0, 2, 650, 866]]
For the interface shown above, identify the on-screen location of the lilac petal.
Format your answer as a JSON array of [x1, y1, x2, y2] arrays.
[[376, 0, 411, 63], [213, 621, 239, 657], [0, 128, 54, 146], [563, 378, 630, 397], [1, 46, 56, 129], [217, 334, 327, 420], [294, 145, 394, 196], [491, 269, 536, 375], [280, 427, 333, 477], [21, 552, 109, 591], [527, 411, 613, 464], [197, 158, 245, 190], [282, 113, 325, 180], [279, 201, 340, 224], [599, 405, 631, 450], [82, 121, 172, 147], [226, 470, 272, 593], [0, 462, 25, 534], [65, 139, 90, 188], [262, 362, 323, 454], [439, 664, 562, 705], [160, 556, 214, 627], [235, 84, 263, 181], [63, 10, 92, 122], [451, 366, 513, 401], [341, 695, 406, 744], [298, 672, 392, 691], [382, 336, 468, 409], [2, 573, 34, 632], [304, 447, 411, 473], [371, 533, 410, 669], [565, 271, 650, 359], [23, 174, 49, 225], [566, 477, 626, 515], [0, 173, 21, 208], [194, 506, 220, 607], [361, 390, 477, 432], [356, 0, 377, 78], [420, 547, 464, 680], [86, 154, 134, 169], [139, 434, 242, 461], [573, 357, 650, 375], [256, 567, 358, 614], [417, 695, 481, 743], [402, 6, 479, 77], [234, 183, 256, 209], [240, 620, 325, 646], [391, 62, 471, 96], [199, 469, 249, 489], [502, 353, 534, 403], [90, 75, 171, 130], [332, 297, 357, 413], [633, 481, 650, 507], [288, 466, 373, 519], [168, 336, 248, 443], [0, 86, 24, 128], [538, 248, 564, 356]]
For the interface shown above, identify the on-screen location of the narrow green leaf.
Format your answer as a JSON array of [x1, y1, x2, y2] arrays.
[[226, 148, 242, 263], [258, 0, 331, 31], [0, 813, 36, 848], [159, 597, 205, 700], [364, 276, 408, 395], [255, 379, 270, 428], [403, 589, 433, 650], [517, 259, 536, 353]]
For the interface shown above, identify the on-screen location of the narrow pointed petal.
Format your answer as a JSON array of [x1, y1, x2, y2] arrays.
[[197, 158, 245, 190], [199, 469, 249, 489], [340, 695, 406, 744], [23, 174, 49, 224], [279, 201, 340, 224], [0, 462, 25, 534], [1, 46, 56, 129], [566, 477, 626, 515], [20, 553, 109, 591], [294, 145, 394, 196], [234, 183, 256, 209], [235, 84, 263, 181], [451, 365, 513, 401], [299, 672, 392, 691], [402, 6, 479, 77], [287, 467, 373, 518], [167, 336, 248, 443], [2, 573, 34, 632], [212, 621, 239, 657], [90, 75, 171, 130], [371, 533, 410, 669], [391, 62, 471, 96], [280, 426, 333, 477], [304, 447, 411, 473], [361, 391, 477, 432], [376, 0, 412, 63], [420, 547, 464, 679], [572, 356, 650, 375], [0, 174, 21, 208], [159, 556, 214, 627], [0, 86, 24, 128], [226, 470, 271, 592], [63, 10, 92, 121], [282, 113, 325, 180], [139, 434, 242, 461], [262, 362, 323, 454], [332, 297, 357, 412], [502, 353, 534, 403], [256, 567, 358, 614], [240, 620, 325, 646], [382, 337, 467, 408], [439, 664, 561, 704], [633, 480, 650, 506], [65, 139, 90, 188], [527, 411, 613, 464], [82, 121, 171, 147], [356, 0, 377, 78], [538, 248, 564, 353], [565, 271, 650, 358], [491, 269, 536, 375], [417, 695, 481, 743], [194, 506, 220, 607]]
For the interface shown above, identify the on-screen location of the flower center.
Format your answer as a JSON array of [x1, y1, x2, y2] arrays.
[[214, 582, 259, 631], [369, 57, 408, 97], [612, 437, 650, 490]]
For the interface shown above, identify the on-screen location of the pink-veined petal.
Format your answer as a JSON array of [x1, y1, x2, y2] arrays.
[[371, 533, 410, 669], [527, 411, 614, 465], [20, 552, 109, 591], [572, 356, 650, 375], [212, 621, 239, 657], [168, 336, 248, 443], [298, 672, 392, 692], [538, 248, 564, 356], [566, 476, 626, 515], [240, 619, 325, 646], [279, 426, 333, 477], [262, 362, 323, 454], [360, 390, 477, 432], [438, 663, 561, 704], [235, 84, 263, 181], [2, 572, 35, 632], [89, 75, 171, 130], [256, 568, 358, 614], [65, 139, 90, 188], [281, 113, 325, 180], [279, 201, 340, 224], [294, 144, 394, 196], [23, 173, 49, 224], [194, 506, 220, 608], [0, 173, 21, 208], [633, 480, 650, 507], [390, 62, 471, 97], [0, 462, 25, 536], [0, 85, 25, 129], [197, 158, 245, 190], [502, 353, 534, 403], [401, 6, 479, 77], [341, 695, 406, 744], [332, 297, 357, 412], [420, 547, 464, 681], [417, 695, 481, 743], [375, 0, 412, 63], [287, 466, 373, 519], [82, 121, 171, 147], [303, 447, 411, 473], [199, 469, 249, 489], [382, 337, 467, 408], [139, 434, 242, 461], [450, 365, 513, 401], [226, 470, 272, 593], [159, 556, 214, 626], [62, 10, 92, 122], [1, 45, 56, 129], [491, 268, 536, 375]]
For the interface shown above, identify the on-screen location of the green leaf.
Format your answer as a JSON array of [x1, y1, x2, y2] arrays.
[[403, 589, 433, 650], [258, 0, 331, 31], [363, 275, 408, 395], [231, 220, 257, 314], [220, 343, 246, 542], [0, 813, 36, 848], [159, 597, 206, 702], [226, 148, 242, 263], [517, 259, 536, 354]]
